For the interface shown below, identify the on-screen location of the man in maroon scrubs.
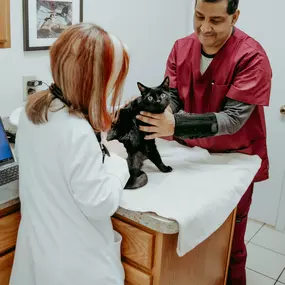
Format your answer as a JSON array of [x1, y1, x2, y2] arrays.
[[136, 0, 272, 284]]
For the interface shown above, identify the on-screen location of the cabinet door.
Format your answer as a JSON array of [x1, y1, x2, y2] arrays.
[[112, 218, 154, 270], [0, 0, 11, 48], [0, 251, 15, 285], [0, 212, 21, 255], [123, 262, 152, 285]]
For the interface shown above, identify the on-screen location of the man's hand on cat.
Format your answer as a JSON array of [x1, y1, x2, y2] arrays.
[[136, 109, 175, 140]]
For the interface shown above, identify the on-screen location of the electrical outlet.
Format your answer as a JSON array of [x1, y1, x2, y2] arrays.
[[22, 76, 36, 102]]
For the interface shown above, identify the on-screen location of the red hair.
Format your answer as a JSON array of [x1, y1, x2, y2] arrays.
[[26, 23, 130, 132]]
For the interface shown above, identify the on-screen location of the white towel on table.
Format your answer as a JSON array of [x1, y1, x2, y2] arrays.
[[119, 139, 261, 257]]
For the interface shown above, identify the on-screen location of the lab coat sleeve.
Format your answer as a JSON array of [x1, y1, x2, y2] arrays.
[[226, 52, 272, 106], [14, 140, 19, 162], [68, 128, 130, 220]]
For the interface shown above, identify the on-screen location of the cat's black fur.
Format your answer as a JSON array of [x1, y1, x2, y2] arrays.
[[106, 77, 173, 190]]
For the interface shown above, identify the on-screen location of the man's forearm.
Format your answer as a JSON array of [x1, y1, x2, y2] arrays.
[[173, 98, 255, 139], [174, 111, 218, 139], [214, 98, 255, 135]]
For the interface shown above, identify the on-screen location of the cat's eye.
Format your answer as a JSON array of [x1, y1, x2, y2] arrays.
[[148, 96, 153, 101], [161, 93, 166, 99]]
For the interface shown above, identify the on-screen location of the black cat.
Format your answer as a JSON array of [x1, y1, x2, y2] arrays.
[[106, 77, 173, 190]]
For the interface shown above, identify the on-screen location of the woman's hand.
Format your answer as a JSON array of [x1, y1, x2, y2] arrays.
[[136, 108, 175, 140]]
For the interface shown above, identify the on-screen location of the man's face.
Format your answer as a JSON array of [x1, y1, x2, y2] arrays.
[[194, 0, 239, 50]]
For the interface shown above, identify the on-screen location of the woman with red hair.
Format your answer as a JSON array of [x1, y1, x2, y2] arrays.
[[10, 23, 130, 285]]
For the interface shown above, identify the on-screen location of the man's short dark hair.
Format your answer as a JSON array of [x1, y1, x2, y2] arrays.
[[196, 0, 239, 15]]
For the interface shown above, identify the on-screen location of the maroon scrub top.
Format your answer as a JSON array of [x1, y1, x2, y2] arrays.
[[165, 28, 272, 182]]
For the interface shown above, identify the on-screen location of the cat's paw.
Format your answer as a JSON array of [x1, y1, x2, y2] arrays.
[[160, 165, 173, 173], [124, 172, 148, 190]]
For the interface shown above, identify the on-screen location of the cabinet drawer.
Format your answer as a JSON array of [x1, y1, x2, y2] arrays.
[[123, 262, 152, 285], [0, 212, 21, 255], [112, 218, 154, 270], [0, 251, 15, 285]]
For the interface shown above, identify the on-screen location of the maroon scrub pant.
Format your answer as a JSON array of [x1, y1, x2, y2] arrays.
[[227, 183, 254, 285]]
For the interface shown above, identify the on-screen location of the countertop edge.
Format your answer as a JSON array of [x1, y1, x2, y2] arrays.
[[0, 198, 20, 212], [116, 207, 179, 234], [0, 197, 179, 234]]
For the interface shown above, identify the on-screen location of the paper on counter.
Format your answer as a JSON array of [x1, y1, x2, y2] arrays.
[[119, 138, 261, 257]]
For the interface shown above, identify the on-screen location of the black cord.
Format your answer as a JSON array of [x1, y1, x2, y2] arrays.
[[47, 81, 110, 164]]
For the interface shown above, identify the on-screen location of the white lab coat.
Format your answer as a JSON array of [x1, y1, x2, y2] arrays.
[[10, 101, 130, 285]]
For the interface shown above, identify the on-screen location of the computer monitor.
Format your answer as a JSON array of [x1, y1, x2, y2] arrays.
[[0, 117, 14, 167]]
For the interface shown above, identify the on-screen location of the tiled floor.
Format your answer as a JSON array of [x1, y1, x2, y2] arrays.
[[246, 219, 285, 284]]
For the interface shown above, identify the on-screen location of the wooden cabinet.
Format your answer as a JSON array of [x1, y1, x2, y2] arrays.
[[0, 204, 20, 285], [0, 203, 235, 285], [0, 0, 11, 48], [0, 212, 21, 254], [112, 218, 155, 270], [0, 251, 15, 285], [113, 210, 236, 285], [123, 262, 153, 285]]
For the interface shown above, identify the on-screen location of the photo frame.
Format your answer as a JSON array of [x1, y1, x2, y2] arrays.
[[23, 0, 83, 51]]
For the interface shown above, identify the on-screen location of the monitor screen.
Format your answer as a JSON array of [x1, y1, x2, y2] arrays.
[[0, 117, 14, 166]]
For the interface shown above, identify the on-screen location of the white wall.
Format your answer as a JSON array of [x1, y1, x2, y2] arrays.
[[235, 2, 285, 226], [0, 0, 51, 117], [83, 0, 191, 99], [0, 0, 191, 117]]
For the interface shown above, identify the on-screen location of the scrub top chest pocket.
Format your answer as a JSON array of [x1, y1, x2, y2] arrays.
[[210, 82, 231, 112]]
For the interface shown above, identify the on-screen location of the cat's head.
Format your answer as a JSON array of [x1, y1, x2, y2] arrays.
[[137, 77, 170, 113]]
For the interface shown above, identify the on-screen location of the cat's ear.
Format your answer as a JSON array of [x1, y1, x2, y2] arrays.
[[161, 76, 170, 90], [137, 82, 148, 95]]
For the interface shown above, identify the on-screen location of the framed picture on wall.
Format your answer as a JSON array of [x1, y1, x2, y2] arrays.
[[23, 0, 83, 51]]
